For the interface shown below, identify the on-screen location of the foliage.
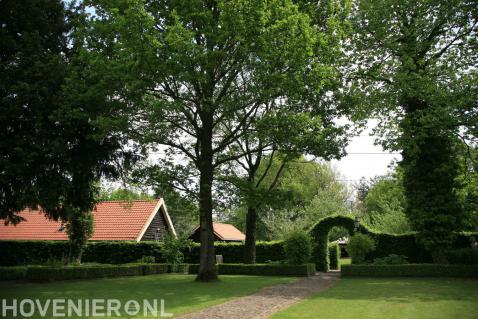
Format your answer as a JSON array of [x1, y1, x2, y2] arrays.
[[162, 235, 194, 265], [328, 243, 341, 270], [283, 230, 312, 265], [188, 263, 316, 277], [447, 248, 478, 265], [341, 264, 478, 278], [80, 0, 322, 281], [227, 161, 350, 241], [373, 254, 408, 265], [364, 211, 412, 235], [346, 234, 376, 264], [98, 188, 153, 202], [137, 256, 156, 264], [348, 0, 478, 260]]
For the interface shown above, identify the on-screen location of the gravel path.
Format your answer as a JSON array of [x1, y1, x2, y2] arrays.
[[176, 272, 339, 319]]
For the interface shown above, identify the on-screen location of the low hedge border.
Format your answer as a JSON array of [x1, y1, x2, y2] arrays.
[[0, 263, 184, 282], [341, 264, 478, 278], [0, 266, 28, 281], [188, 263, 316, 277]]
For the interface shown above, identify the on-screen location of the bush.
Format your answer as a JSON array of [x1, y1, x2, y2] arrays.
[[188, 263, 316, 277], [0, 266, 28, 281], [283, 230, 312, 265], [138, 256, 156, 264], [347, 234, 376, 264], [328, 243, 340, 270], [373, 254, 408, 265], [162, 235, 193, 264], [447, 248, 478, 265], [341, 264, 478, 278]]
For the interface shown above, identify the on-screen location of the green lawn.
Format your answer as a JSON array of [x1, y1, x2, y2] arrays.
[[0, 274, 296, 318], [271, 277, 478, 319]]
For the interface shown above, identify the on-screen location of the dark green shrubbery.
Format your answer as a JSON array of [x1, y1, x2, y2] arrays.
[[284, 230, 312, 265], [138, 256, 156, 264], [346, 234, 376, 264], [341, 264, 478, 278], [328, 243, 340, 270], [0, 266, 28, 280], [373, 254, 408, 265], [447, 248, 478, 265], [188, 263, 315, 277]]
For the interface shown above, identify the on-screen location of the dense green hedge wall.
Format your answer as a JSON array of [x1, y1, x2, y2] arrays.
[[183, 241, 285, 264], [0, 240, 286, 266], [447, 248, 478, 265], [188, 263, 316, 277], [309, 215, 477, 271], [341, 264, 478, 278], [328, 243, 340, 270]]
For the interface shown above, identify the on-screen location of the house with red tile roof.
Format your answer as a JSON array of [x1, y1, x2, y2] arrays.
[[188, 222, 246, 242], [0, 199, 176, 241]]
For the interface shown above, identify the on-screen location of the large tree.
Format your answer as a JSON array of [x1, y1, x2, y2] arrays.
[[82, 0, 317, 280], [349, 0, 478, 260], [0, 0, 131, 261]]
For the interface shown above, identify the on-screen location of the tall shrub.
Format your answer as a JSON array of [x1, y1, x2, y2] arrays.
[[284, 230, 312, 265]]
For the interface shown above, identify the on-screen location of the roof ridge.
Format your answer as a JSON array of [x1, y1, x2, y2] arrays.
[[98, 199, 159, 203]]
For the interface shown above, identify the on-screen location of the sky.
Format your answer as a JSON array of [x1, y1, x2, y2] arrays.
[[331, 120, 401, 187]]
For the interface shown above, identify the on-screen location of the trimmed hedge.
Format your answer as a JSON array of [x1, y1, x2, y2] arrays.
[[183, 241, 285, 264], [309, 215, 477, 271], [341, 264, 478, 278], [447, 248, 478, 265], [188, 263, 316, 277], [0, 263, 188, 282], [0, 240, 286, 266], [0, 266, 28, 281], [328, 243, 340, 270]]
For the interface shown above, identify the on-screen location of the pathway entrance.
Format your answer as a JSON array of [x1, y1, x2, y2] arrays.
[[177, 272, 339, 319]]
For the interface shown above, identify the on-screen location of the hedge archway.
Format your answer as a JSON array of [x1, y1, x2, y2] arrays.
[[309, 215, 360, 271]]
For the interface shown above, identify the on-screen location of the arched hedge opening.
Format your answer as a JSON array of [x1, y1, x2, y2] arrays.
[[310, 215, 357, 271]]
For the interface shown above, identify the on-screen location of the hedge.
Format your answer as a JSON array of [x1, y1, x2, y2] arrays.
[[309, 214, 477, 271], [0, 240, 286, 266], [0, 266, 28, 281], [447, 248, 478, 265], [341, 264, 478, 278], [188, 263, 316, 277], [328, 243, 340, 270]]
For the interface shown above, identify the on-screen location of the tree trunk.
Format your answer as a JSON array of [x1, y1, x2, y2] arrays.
[[196, 111, 218, 282], [243, 206, 257, 264]]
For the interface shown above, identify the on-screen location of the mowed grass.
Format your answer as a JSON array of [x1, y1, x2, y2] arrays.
[[0, 274, 297, 318], [271, 277, 478, 319]]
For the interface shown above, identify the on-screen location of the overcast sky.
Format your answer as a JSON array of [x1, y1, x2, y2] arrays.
[[331, 119, 401, 186]]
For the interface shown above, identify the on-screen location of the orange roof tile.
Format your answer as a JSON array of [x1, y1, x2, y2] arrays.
[[213, 222, 245, 241], [0, 200, 161, 241]]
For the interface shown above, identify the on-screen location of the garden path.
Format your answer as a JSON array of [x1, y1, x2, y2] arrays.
[[176, 272, 339, 319]]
